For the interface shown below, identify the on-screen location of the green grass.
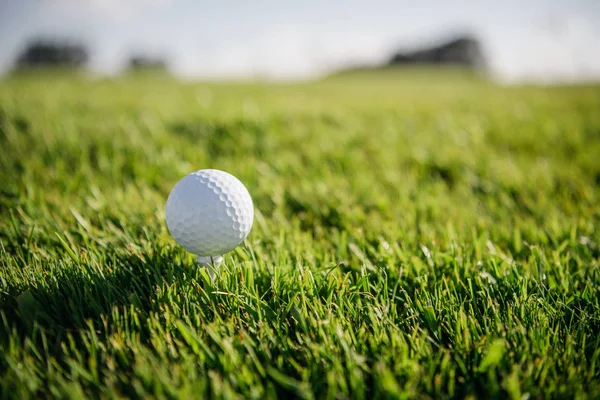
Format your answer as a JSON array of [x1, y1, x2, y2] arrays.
[[1, 70, 599, 399]]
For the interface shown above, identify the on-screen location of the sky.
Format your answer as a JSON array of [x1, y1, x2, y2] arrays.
[[0, 0, 599, 82]]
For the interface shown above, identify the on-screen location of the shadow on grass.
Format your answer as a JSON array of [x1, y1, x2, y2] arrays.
[[0, 246, 212, 349]]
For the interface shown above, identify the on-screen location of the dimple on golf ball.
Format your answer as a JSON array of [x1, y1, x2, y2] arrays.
[[165, 169, 254, 257]]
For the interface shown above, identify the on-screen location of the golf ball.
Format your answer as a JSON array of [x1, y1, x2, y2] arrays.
[[165, 169, 254, 257]]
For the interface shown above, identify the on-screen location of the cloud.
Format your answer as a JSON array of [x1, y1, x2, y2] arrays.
[[174, 23, 392, 80], [46, 0, 172, 21], [490, 12, 600, 83]]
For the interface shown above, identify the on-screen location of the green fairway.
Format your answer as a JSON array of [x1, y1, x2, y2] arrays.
[[1, 71, 599, 399]]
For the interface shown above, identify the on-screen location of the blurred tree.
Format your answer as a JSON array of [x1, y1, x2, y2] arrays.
[[14, 39, 88, 69], [388, 35, 486, 70], [127, 55, 169, 72]]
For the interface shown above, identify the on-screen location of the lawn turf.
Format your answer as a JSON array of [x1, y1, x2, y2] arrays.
[[1, 70, 600, 399]]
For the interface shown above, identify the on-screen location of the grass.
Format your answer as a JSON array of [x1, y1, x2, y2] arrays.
[[0, 69, 599, 399]]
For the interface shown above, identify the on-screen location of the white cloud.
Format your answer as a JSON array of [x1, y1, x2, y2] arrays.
[[490, 13, 600, 83], [175, 24, 392, 80], [46, 0, 172, 21]]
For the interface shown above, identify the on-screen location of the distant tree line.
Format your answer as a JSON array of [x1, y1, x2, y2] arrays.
[[388, 35, 486, 69], [127, 55, 168, 72], [13, 38, 169, 73], [15, 39, 89, 68], [333, 34, 487, 76], [13, 34, 486, 75]]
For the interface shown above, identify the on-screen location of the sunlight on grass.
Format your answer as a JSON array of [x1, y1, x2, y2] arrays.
[[1, 71, 599, 398]]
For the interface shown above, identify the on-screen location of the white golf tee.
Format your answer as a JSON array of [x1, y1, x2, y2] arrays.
[[196, 255, 223, 280]]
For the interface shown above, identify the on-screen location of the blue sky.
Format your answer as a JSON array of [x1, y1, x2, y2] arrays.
[[1, 0, 599, 82]]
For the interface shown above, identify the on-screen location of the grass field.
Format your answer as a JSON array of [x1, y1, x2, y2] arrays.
[[1, 70, 599, 399]]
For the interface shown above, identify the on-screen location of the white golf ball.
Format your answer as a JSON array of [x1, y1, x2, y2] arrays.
[[165, 169, 254, 257]]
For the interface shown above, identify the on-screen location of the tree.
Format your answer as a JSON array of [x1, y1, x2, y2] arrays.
[[15, 39, 89, 69], [127, 55, 168, 72], [388, 35, 486, 70]]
